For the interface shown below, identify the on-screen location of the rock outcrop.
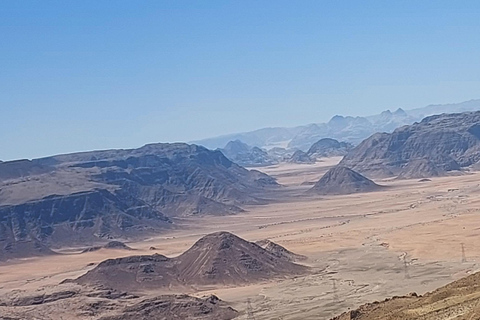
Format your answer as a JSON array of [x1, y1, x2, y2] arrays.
[[309, 166, 382, 195]]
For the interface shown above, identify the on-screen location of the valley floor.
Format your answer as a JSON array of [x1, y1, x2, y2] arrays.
[[2, 157, 480, 319]]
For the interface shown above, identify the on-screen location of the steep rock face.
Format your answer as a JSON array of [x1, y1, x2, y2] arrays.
[[340, 112, 480, 178], [309, 166, 381, 195], [0, 143, 278, 258], [219, 140, 276, 167], [306, 138, 354, 158], [73, 232, 308, 290], [0, 189, 170, 255]]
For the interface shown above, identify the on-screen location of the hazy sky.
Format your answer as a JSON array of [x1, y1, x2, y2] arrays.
[[2, 1, 480, 160]]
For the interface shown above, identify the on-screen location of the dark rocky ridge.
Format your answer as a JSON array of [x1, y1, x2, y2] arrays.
[[309, 166, 382, 195], [340, 111, 480, 178], [73, 232, 308, 291], [0, 143, 279, 259]]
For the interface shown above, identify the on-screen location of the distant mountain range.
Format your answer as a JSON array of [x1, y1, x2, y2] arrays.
[[340, 111, 480, 178], [192, 99, 480, 151]]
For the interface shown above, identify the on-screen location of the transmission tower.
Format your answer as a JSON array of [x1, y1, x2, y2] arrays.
[[332, 278, 339, 303], [403, 254, 410, 279], [246, 298, 256, 320], [461, 243, 467, 263]]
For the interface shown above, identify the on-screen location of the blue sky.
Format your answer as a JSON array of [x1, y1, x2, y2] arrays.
[[2, 1, 480, 160]]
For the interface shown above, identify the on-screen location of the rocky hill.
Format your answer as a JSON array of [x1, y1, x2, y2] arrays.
[[73, 231, 308, 291], [306, 138, 353, 159], [0, 143, 278, 259], [331, 269, 480, 320], [340, 111, 480, 178], [219, 140, 276, 167], [309, 166, 382, 195], [287, 150, 314, 164]]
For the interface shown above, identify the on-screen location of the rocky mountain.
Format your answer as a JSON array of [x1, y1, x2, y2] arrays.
[[287, 150, 314, 164], [331, 269, 480, 320], [0, 143, 279, 259], [73, 231, 308, 291], [309, 166, 382, 195], [340, 111, 480, 178], [193, 99, 480, 151], [219, 140, 276, 167], [306, 138, 354, 159]]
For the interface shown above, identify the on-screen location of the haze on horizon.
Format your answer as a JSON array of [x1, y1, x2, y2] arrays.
[[2, 1, 480, 161]]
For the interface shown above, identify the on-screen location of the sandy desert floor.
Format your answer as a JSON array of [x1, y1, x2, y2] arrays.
[[2, 157, 480, 319]]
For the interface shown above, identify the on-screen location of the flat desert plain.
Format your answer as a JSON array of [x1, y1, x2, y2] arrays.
[[2, 157, 480, 319]]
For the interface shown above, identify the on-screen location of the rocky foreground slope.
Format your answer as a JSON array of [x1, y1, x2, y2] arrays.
[[73, 232, 308, 291], [340, 111, 480, 178], [0, 143, 278, 259], [331, 269, 480, 320]]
